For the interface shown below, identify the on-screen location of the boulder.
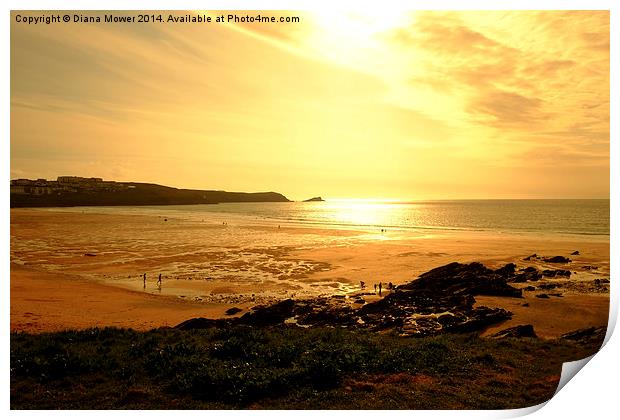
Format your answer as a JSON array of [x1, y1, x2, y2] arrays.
[[238, 299, 296, 326], [495, 263, 516, 276], [571, 250, 580, 255], [443, 307, 512, 333], [492, 324, 537, 339], [398, 262, 522, 298], [175, 317, 229, 330], [543, 256, 571, 264], [561, 326, 606, 343], [512, 267, 542, 282], [542, 269, 571, 278], [225, 307, 243, 316]]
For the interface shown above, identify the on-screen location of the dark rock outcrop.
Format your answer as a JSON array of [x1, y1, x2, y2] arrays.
[[397, 262, 522, 298], [543, 256, 571, 264], [492, 324, 537, 339], [561, 326, 606, 344], [571, 250, 580, 255], [542, 269, 571, 278], [225, 307, 243, 315], [176, 262, 519, 337], [303, 197, 325, 202], [512, 267, 542, 282], [175, 317, 229, 330], [238, 299, 295, 326]]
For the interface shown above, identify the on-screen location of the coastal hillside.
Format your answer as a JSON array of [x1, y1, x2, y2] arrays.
[[10, 178, 290, 208]]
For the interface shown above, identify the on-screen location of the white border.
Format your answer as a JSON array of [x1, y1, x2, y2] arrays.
[[2, 1, 617, 419]]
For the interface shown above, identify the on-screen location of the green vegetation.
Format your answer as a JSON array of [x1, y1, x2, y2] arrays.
[[10, 326, 599, 409]]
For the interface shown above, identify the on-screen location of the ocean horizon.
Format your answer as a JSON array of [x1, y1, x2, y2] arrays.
[[46, 198, 610, 237]]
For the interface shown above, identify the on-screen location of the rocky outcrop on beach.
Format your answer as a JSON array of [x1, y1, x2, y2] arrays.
[[397, 262, 523, 298], [523, 254, 572, 264], [561, 326, 606, 347], [492, 324, 537, 339], [176, 261, 521, 337], [543, 256, 571, 263]]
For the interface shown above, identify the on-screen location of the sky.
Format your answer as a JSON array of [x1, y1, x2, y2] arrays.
[[10, 10, 610, 200]]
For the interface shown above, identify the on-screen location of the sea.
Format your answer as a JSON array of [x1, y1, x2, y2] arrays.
[[61, 199, 610, 237]]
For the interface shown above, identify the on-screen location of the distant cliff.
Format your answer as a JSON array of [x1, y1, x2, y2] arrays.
[[10, 181, 291, 208], [303, 196, 325, 202]]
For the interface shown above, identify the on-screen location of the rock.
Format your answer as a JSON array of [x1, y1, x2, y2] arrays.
[[225, 307, 243, 315], [543, 256, 571, 263], [398, 262, 522, 298], [571, 250, 580, 255], [523, 286, 536, 291], [495, 263, 516, 276], [512, 267, 542, 282], [238, 299, 296, 326], [298, 305, 357, 327], [303, 197, 325, 202], [492, 324, 537, 339], [175, 317, 229, 330], [443, 307, 512, 333], [535, 293, 550, 299], [561, 326, 606, 344], [175, 261, 524, 337], [542, 269, 571, 278], [84, 253, 97, 257], [538, 283, 558, 290], [523, 254, 537, 261]]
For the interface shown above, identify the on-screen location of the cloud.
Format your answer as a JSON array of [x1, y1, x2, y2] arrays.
[[468, 88, 546, 128]]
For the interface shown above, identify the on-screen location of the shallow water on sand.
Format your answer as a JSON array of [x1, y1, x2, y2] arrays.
[[10, 200, 609, 303]]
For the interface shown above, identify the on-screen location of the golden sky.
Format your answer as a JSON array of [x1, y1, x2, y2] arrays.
[[10, 10, 609, 200]]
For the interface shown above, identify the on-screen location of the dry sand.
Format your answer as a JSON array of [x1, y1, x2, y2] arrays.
[[10, 263, 248, 333], [10, 208, 610, 336]]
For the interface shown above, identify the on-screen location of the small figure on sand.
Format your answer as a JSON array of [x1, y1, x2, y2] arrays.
[[157, 273, 162, 291], [143, 273, 146, 289], [360, 280, 365, 289], [379, 282, 382, 296], [374, 284, 377, 293], [388, 282, 393, 290]]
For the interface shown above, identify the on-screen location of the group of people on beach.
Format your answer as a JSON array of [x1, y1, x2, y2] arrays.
[[143, 273, 163, 291], [359, 280, 394, 296]]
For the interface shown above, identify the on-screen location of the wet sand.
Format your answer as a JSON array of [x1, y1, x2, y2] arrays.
[[10, 208, 610, 335]]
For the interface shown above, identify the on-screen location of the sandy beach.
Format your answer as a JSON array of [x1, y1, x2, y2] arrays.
[[10, 208, 610, 336]]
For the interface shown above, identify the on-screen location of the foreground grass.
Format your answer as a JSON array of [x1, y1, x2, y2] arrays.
[[11, 326, 600, 409]]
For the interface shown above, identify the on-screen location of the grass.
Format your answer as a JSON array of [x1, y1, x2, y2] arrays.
[[10, 326, 601, 409]]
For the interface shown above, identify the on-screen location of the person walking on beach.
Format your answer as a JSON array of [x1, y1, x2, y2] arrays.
[[360, 280, 365, 289], [379, 282, 382, 296], [374, 284, 377, 293], [143, 273, 146, 289], [157, 273, 162, 291]]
